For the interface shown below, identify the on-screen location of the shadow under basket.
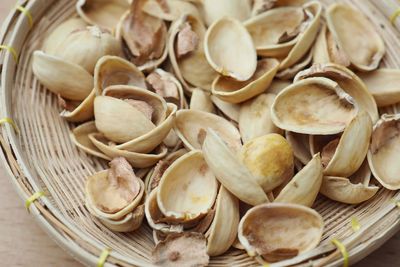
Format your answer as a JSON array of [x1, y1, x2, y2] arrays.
[[1, 0, 400, 266]]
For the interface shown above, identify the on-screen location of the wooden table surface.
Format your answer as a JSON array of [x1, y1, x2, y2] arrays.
[[0, 1, 399, 266]]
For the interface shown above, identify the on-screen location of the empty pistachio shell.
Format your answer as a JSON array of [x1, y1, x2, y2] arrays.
[[60, 89, 95, 123], [32, 51, 93, 101], [157, 151, 218, 223], [174, 109, 241, 151], [275, 153, 323, 207], [94, 56, 147, 95], [212, 58, 279, 103], [240, 134, 294, 193], [295, 63, 379, 123], [326, 3, 385, 71], [203, 0, 251, 26], [358, 69, 400, 107], [320, 161, 379, 204], [169, 15, 218, 92], [202, 129, 269, 206], [271, 77, 358, 135], [190, 88, 215, 113], [142, 0, 201, 21], [205, 17, 257, 81], [239, 94, 281, 143], [368, 114, 400, 190], [206, 186, 239, 256], [76, 0, 129, 31], [238, 203, 324, 263]]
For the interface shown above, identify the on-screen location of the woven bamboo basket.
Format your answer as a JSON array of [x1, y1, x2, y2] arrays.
[[1, 0, 400, 266]]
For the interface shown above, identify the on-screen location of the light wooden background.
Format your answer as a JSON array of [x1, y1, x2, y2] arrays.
[[0, 1, 399, 266]]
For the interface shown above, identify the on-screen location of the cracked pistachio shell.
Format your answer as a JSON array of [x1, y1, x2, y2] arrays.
[[32, 51, 93, 101], [157, 151, 218, 223], [202, 129, 269, 206], [174, 109, 242, 151], [85, 170, 145, 221], [142, 0, 201, 21], [368, 114, 400, 190], [245, 6, 305, 57], [274, 153, 323, 207], [206, 186, 239, 256], [60, 89, 95, 123], [238, 203, 323, 263], [326, 3, 385, 71], [271, 77, 358, 135], [94, 56, 147, 96], [203, 0, 251, 26], [211, 96, 240, 123], [239, 94, 281, 143], [76, 0, 130, 31], [320, 161, 379, 204], [190, 88, 215, 114], [358, 69, 400, 107], [240, 134, 294, 193], [295, 63, 379, 123], [205, 17, 257, 81], [212, 58, 279, 104], [169, 15, 218, 92], [311, 112, 372, 177]]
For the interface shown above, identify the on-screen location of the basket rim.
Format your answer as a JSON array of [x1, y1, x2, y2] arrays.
[[0, 1, 400, 267]]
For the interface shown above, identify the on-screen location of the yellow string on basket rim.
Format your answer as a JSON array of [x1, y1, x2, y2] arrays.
[[15, 5, 33, 27], [0, 117, 19, 133], [25, 191, 45, 211], [350, 217, 361, 232], [0, 45, 18, 62], [331, 238, 349, 267], [97, 248, 111, 267], [390, 8, 400, 25]]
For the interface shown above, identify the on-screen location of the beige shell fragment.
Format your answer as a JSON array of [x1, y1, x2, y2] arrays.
[[285, 131, 311, 165], [212, 58, 279, 103], [142, 0, 201, 21], [32, 51, 93, 101], [152, 232, 209, 267], [276, 47, 313, 80], [60, 89, 95, 123], [295, 63, 379, 123], [169, 15, 218, 92], [76, 0, 129, 31], [238, 203, 324, 263], [271, 77, 358, 135], [174, 109, 242, 151], [239, 94, 281, 143], [320, 161, 379, 204], [206, 186, 239, 256], [157, 151, 218, 222], [202, 0, 251, 26], [202, 129, 269, 206], [190, 88, 215, 114], [275, 153, 323, 207], [93, 204, 145, 232], [311, 112, 372, 177], [211, 96, 240, 123], [94, 56, 147, 95], [326, 3, 385, 71], [358, 69, 400, 107], [205, 17, 257, 81], [368, 114, 400, 190]]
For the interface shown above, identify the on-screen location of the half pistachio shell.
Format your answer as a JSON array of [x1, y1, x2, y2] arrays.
[[320, 160, 379, 204], [295, 63, 379, 123], [212, 58, 279, 103], [174, 109, 242, 151], [94, 56, 147, 95], [202, 0, 251, 26], [190, 89, 215, 114], [274, 153, 323, 207], [368, 114, 400, 190], [202, 129, 269, 206], [271, 77, 358, 135], [169, 15, 217, 92], [239, 93, 281, 143], [205, 17, 257, 81], [60, 89, 95, 122], [157, 151, 218, 223], [76, 0, 129, 31], [358, 69, 400, 107], [326, 3, 385, 71], [32, 51, 93, 101], [238, 203, 324, 263]]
